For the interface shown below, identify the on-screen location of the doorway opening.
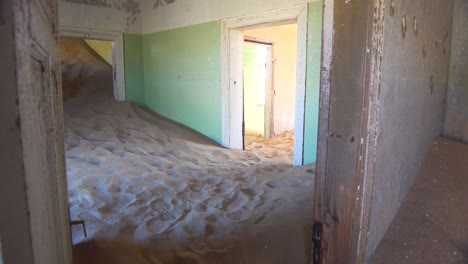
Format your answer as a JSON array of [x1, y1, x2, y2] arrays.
[[221, 5, 308, 166], [60, 37, 114, 102], [59, 36, 116, 243], [59, 27, 126, 102], [242, 24, 298, 165]]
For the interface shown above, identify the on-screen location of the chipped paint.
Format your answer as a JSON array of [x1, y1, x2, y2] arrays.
[[59, 0, 141, 31], [153, 0, 176, 9], [430, 75, 435, 95], [401, 16, 407, 38], [62, 0, 111, 8], [389, 0, 395, 17], [367, 0, 455, 259], [413, 16, 418, 36]]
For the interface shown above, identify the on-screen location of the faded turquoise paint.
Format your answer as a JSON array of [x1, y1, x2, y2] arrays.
[[303, 2, 323, 164], [124, 33, 145, 105], [142, 21, 222, 143]]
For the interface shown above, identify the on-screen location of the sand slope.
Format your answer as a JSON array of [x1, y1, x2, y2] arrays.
[[63, 39, 315, 263]]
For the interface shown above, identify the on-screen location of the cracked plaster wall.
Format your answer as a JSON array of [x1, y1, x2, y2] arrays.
[[59, 0, 142, 33]]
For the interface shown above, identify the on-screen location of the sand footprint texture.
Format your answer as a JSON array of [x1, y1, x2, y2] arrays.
[[64, 45, 315, 263]]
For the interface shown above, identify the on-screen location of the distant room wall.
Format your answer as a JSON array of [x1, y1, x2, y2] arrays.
[[367, 0, 455, 259], [444, 0, 468, 143], [84, 39, 113, 65], [244, 25, 298, 136], [244, 43, 268, 136]]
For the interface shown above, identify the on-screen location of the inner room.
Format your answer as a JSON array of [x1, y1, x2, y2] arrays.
[[242, 23, 298, 166], [57, 4, 322, 262]]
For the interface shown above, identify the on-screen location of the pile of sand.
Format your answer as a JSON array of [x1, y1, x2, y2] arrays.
[[63, 38, 315, 263]]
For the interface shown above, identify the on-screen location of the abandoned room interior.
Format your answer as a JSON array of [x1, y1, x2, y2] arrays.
[[0, 0, 466, 264]]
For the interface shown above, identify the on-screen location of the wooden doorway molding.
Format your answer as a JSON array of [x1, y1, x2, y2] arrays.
[[1, 0, 72, 263], [221, 4, 308, 166], [313, 0, 385, 263], [59, 27, 126, 102]]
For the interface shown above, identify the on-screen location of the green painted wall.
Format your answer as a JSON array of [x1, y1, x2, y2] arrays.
[[303, 2, 323, 164], [124, 33, 145, 105], [142, 21, 222, 143], [127, 4, 322, 159]]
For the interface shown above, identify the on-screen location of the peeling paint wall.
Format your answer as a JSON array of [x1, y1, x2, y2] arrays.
[[141, 0, 321, 34], [59, 0, 142, 33], [367, 0, 454, 259], [444, 0, 468, 143]]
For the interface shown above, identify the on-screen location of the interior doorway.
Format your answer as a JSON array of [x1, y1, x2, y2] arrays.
[[60, 37, 114, 102], [222, 6, 307, 166], [242, 24, 298, 165], [59, 27, 126, 102]]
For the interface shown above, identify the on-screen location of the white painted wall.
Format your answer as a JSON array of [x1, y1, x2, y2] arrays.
[[141, 0, 319, 34], [244, 24, 298, 135], [59, 0, 142, 34]]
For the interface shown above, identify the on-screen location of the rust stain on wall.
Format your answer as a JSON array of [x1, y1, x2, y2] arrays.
[[63, 0, 111, 8], [153, 0, 176, 9], [389, 0, 395, 17], [401, 16, 407, 38], [62, 0, 141, 26]]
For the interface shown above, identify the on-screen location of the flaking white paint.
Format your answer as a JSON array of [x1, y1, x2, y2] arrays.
[[141, 0, 320, 34], [59, 0, 142, 34]]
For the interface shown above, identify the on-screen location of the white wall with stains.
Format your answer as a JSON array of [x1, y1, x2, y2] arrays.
[[141, 0, 320, 34], [366, 0, 455, 259], [59, 0, 142, 33]]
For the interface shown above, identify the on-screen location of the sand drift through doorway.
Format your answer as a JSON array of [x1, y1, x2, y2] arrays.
[[59, 27, 126, 102]]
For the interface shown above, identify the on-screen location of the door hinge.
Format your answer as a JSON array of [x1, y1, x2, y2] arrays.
[[313, 222, 323, 264]]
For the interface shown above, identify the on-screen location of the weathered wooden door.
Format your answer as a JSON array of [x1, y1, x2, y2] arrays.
[[0, 0, 72, 263], [313, 0, 384, 263]]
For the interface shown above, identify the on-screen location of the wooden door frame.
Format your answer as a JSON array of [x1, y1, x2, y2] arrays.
[[264, 44, 274, 139], [221, 4, 308, 166], [313, 0, 384, 263], [59, 27, 126, 102], [1, 0, 73, 263]]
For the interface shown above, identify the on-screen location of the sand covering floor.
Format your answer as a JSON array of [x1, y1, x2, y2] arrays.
[[64, 65, 315, 263], [371, 137, 468, 264], [245, 131, 294, 162]]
